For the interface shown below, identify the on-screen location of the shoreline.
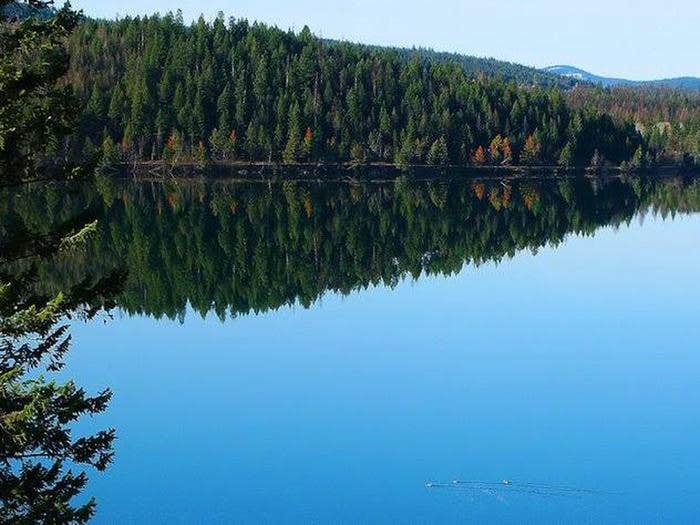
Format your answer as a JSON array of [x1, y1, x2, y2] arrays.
[[4, 163, 698, 189], [117, 161, 700, 182]]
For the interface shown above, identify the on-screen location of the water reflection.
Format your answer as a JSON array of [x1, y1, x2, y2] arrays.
[[2, 171, 699, 521], [2, 173, 699, 320]]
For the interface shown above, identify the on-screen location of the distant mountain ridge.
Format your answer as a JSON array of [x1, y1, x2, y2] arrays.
[[543, 65, 700, 91]]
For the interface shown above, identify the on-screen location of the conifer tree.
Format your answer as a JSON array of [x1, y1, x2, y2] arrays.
[[489, 135, 503, 164], [0, 0, 80, 175], [283, 101, 301, 163], [558, 141, 575, 167], [428, 136, 449, 165]]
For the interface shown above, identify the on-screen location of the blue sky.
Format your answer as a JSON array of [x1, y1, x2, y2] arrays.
[[75, 0, 698, 82]]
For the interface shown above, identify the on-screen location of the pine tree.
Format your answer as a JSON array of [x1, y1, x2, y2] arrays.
[[427, 136, 449, 165], [244, 121, 258, 160], [395, 121, 417, 167], [283, 102, 301, 163], [100, 135, 119, 169], [558, 141, 575, 167], [0, 201, 119, 523], [108, 82, 126, 128], [209, 128, 227, 160], [195, 140, 207, 168], [216, 82, 233, 131], [0, 0, 80, 174], [489, 135, 503, 164], [302, 127, 313, 160], [85, 85, 104, 115]]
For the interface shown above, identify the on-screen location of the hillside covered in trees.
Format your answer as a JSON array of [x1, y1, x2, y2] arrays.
[[65, 12, 651, 169]]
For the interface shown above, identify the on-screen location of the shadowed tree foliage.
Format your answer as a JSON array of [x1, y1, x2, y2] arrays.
[[1, 3, 123, 521], [0, 201, 125, 523], [0, 227, 125, 524], [0, 0, 81, 179]]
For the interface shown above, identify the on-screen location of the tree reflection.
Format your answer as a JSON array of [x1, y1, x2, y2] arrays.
[[3, 173, 698, 322]]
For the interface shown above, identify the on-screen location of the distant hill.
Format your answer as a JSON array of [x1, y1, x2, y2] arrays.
[[544, 65, 700, 91], [389, 48, 576, 88], [327, 40, 575, 88]]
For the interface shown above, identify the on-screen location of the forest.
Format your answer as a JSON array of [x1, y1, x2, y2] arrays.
[[64, 12, 653, 168], [2, 4, 698, 173]]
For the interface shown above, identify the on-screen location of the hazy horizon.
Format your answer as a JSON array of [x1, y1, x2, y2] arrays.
[[73, 0, 699, 81]]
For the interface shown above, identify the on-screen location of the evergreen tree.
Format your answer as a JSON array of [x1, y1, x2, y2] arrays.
[[0, 203, 121, 523], [195, 140, 207, 168], [489, 135, 503, 164], [100, 134, 119, 169], [427, 136, 449, 165], [283, 101, 301, 163], [558, 141, 575, 167], [0, 0, 80, 176], [209, 127, 227, 160]]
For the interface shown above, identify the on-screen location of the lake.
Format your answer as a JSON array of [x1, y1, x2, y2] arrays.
[[2, 173, 699, 523]]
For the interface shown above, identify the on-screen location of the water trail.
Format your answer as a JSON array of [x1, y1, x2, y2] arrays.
[[426, 479, 618, 499]]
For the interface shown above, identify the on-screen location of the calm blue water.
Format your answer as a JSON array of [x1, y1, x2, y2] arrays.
[[66, 205, 700, 523]]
